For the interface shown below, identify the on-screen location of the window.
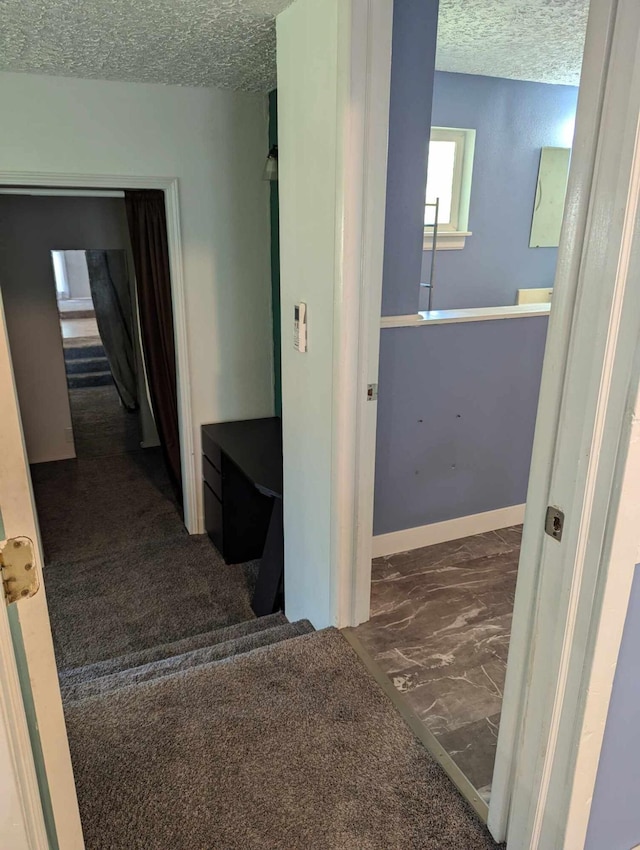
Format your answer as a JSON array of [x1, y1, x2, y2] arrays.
[[424, 127, 475, 250]]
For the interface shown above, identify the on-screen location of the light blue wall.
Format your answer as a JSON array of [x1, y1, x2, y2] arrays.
[[381, 0, 439, 316], [585, 564, 640, 850], [373, 317, 547, 535], [420, 72, 579, 311]]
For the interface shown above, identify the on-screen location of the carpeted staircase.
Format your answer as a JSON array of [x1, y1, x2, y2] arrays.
[[62, 628, 502, 850], [59, 612, 314, 702], [64, 339, 113, 388]]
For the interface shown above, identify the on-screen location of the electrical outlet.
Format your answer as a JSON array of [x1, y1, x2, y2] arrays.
[[65, 427, 74, 444]]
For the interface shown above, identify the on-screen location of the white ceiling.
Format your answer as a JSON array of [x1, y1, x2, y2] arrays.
[[0, 0, 589, 92], [436, 0, 589, 87], [0, 0, 294, 92]]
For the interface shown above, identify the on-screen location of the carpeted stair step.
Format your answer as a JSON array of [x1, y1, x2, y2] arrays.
[[64, 343, 106, 361], [62, 619, 314, 702], [60, 612, 289, 686], [67, 371, 113, 388], [63, 629, 500, 850], [65, 356, 110, 375]]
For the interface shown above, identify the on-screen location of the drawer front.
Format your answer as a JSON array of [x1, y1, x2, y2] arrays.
[[202, 453, 222, 499], [203, 480, 224, 556], [201, 429, 221, 472]]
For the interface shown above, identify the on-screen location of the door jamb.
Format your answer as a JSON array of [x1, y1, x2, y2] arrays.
[[0, 597, 49, 850], [343, 0, 640, 847], [0, 173, 198, 533], [489, 0, 640, 845], [332, 0, 392, 628]]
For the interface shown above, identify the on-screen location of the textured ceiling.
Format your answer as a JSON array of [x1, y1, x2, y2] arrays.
[[0, 0, 294, 92], [436, 0, 589, 86], [0, 0, 589, 92]]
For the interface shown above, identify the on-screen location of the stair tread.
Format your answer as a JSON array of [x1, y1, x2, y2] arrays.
[[62, 619, 314, 703], [64, 345, 105, 360], [60, 612, 289, 685], [67, 373, 113, 388], [60, 612, 290, 685], [65, 358, 109, 373]]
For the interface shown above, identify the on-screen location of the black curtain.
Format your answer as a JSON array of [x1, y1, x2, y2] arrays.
[[85, 249, 138, 411], [124, 190, 182, 502]]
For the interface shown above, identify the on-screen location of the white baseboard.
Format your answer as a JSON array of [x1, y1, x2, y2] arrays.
[[372, 504, 526, 558]]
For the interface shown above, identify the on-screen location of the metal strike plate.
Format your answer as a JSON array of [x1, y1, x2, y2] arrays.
[[367, 383, 378, 401], [545, 506, 564, 542], [1, 537, 39, 604]]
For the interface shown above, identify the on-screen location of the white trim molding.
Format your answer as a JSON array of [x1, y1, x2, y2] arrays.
[[0, 171, 198, 535], [380, 303, 551, 329], [489, 0, 640, 845], [372, 504, 525, 558], [0, 601, 49, 850], [332, 0, 393, 628], [423, 230, 472, 251]]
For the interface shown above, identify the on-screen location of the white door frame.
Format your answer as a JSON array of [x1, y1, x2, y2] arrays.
[[0, 595, 49, 850], [0, 172, 198, 534], [0, 173, 196, 850], [0, 277, 84, 848], [488, 0, 640, 845], [332, 0, 392, 628], [342, 0, 640, 847]]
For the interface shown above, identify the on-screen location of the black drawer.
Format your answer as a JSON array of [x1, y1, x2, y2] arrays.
[[202, 453, 222, 499], [201, 430, 221, 472], [203, 480, 224, 555]]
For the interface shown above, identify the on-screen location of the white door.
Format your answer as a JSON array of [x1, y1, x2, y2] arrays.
[[0, 602, 47, 850], [0, 289, 85, 850], [489, 0, 640, 845]]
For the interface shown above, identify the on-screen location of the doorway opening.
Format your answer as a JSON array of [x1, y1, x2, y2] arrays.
[[0, 187, 279, 674], [53, 248, 152, 460], [347, 0, 589, 821]]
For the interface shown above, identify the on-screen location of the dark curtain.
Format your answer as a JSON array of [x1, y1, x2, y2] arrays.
[[124, 189, 182, 501], [85, 249, 138, 411]]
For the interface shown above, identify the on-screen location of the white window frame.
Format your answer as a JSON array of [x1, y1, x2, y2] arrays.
[[424, 126, 475, 251]]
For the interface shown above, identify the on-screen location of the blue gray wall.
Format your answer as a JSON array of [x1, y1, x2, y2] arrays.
[[585, 564, 640, 850], [382, 0, 439, 316], [374, 7, 565, 536], [421, 72, 579, 311], [373, 317, 547, 535]]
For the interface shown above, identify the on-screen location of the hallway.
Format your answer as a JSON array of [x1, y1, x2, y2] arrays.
[[31, 380, 259, 668], [28, 383, 500, 849]]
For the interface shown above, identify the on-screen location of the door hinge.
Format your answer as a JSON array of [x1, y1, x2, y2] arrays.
[[1, 537, 39, 605], [367, 383, 378, 401]]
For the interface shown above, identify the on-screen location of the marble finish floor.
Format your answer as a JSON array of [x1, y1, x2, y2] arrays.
[[352, 526, 521, 800]]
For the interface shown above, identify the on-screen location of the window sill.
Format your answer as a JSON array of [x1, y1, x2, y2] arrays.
[[423, 230, 472, 251]]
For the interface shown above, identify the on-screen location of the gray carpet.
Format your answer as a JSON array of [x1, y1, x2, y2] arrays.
[[45, 532, 258, 669], [68, 384, 142, 458], [31, 388, 259, 671], [64, 629, 499, 850], [61, 620, 315, 701], [31, 450, 182, 565], [59, 611, 289, 687]]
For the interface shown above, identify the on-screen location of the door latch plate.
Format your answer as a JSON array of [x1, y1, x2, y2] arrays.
[[1, 537, 39, 604], [545, 506, 564, 542]]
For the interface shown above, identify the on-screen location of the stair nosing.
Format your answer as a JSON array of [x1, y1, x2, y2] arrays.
[[60, 612, 289, 685], [62, 620, 314, 703]]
